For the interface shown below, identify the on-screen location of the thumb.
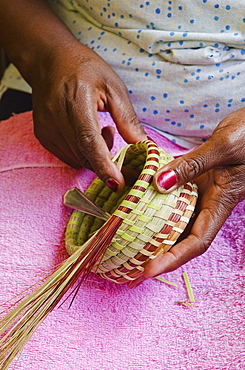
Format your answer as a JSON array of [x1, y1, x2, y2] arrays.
[[153, 137, 224, 193]]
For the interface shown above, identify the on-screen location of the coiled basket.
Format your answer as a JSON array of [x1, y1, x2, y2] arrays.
[[65, 140, 198, 283], [0, 141, 197, 370], [0, 140, 198, 370]]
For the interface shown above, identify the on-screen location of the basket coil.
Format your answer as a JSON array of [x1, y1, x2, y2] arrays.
[[0, 140, 198, 370], [65, 140, 198, 283]]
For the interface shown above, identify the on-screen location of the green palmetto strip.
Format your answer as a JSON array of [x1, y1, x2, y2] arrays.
[[183, 272, 195, 303], [112, 144, 131, 171], [155, 276, 178, 287], [0, 215, 121, 370]]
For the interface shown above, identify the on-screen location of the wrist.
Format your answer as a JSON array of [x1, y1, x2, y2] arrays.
[[19, 37, 80, 88], [0, 0, 78, 87]]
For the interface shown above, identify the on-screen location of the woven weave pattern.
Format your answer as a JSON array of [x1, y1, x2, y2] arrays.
[[65, 141, 198, 283]]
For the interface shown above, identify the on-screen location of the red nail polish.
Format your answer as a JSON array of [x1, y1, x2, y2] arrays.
[[106, 178, 119, 192], [157, 170, 177, 190]]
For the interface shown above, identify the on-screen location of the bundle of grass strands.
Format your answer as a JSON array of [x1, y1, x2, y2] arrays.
[[0, 140, 198, 369]]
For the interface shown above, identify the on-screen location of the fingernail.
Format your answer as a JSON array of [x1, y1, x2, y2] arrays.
[[157, 170, 177, 190], [105, 178, 119, 192]]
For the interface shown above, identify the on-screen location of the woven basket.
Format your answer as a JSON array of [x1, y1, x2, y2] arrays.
[[65, 140, 198, 283], [0, 141, 198, 370]]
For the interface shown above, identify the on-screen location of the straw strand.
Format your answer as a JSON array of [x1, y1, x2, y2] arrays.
[[0, 140, 198, 369]]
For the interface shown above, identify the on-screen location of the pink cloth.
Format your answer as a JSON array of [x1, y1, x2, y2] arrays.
[[0, 112, 244, 370]]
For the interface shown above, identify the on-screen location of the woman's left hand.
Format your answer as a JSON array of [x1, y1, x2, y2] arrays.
[[128, 107, 245, 288]]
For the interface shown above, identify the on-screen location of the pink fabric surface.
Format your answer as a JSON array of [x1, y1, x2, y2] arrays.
[[0, 112, 244, 370]]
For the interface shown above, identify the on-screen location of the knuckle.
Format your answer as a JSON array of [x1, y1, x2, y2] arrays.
[[182, 234, 210, 257], [120, 109, 141, 130], [196, 236, 210, 254], [129, 113, 141, 128], [76, 130, 96, 150], [78, 155, 92, 171], [214, 122, 245, 165], [105, 75, 131, 104], [176, 156, 204, 181], [75, 132, 109, 175], [214, 134, 238, 162]]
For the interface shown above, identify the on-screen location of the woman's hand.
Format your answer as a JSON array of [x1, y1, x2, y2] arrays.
[[32, 40, 146, 192], [129, 108, 245, 288], [0, 0, 146, 192]]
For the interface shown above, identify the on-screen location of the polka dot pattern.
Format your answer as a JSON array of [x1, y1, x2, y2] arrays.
[[2, 0, 245, 147]]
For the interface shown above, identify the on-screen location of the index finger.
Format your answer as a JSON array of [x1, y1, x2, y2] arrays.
[[68, 88, 126, 190], [143, 194, 230, 278]]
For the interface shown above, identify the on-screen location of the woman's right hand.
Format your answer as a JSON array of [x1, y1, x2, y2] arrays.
[[31, 40, 146, 191], [0, 0, 146, 192]]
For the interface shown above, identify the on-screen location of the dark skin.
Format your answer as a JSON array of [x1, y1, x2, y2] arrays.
[[31, 42, 147, 192], [0, 0, 146, 192], [0, 0, 245, 285], [129, 109, 245, 287]]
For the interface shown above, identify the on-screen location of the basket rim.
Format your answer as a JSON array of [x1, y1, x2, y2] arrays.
[[65, 140, 198, 283]]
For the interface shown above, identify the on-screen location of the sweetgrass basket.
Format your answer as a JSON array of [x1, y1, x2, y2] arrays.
[[0, 141, 198, 369], [65, 140, 198, 283]]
